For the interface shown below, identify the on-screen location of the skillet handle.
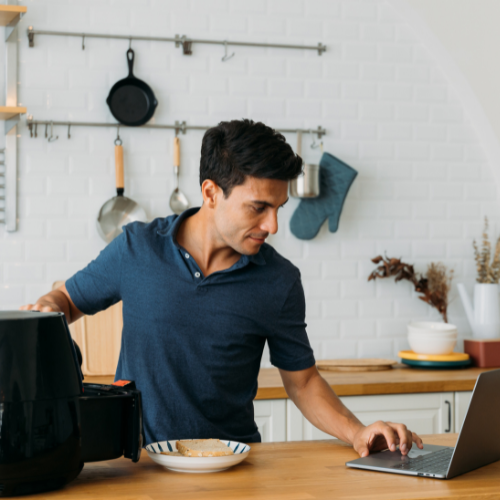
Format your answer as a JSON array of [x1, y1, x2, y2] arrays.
[[127, 48, 135, 77], [115, 144, 125, 195], [173, 137, 180, 168]]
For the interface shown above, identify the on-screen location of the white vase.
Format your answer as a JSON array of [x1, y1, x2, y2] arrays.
[[457, 283, 500, 339]]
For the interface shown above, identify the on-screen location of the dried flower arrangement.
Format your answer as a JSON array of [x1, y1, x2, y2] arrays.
[[473, 217, 500, 283], [368, 256, 454, 323]]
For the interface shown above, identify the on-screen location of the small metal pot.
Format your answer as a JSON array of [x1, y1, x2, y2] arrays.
[[290, 131, 320, 198]]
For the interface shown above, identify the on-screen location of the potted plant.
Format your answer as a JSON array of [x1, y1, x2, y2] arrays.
[[457, 217, 500, 339], [368, 256, 454, 323]]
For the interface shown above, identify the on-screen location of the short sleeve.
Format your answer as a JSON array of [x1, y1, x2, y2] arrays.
[[65, 232, 125, 315], [267, 276, 316, 371]]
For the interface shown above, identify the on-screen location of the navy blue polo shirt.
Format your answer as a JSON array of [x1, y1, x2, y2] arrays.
[[66, 207, 315, 445]]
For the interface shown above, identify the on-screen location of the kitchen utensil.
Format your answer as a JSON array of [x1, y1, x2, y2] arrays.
[[407, 322, 457, 336], [106, 49, 158, 126], [290, 131, 320, 198], [409, 332, 457, 339], [0, 311, 143, 497], [169, 136, 189, 215], [402, 358, 470, 368], [408, 335, 456, 355], [80, 382, 142, 463], [399, 350, 470, 369], [316, 358, 397, 372], [457, 283, 500, 339], [97, 140, 147, 244], [400, 352, 470, 368], [146, 440, 251, 473], [0, 311, 83, 496], [289, 151, 358, 240], [399, 350, 469, 362], [464, 339, 500, 367]]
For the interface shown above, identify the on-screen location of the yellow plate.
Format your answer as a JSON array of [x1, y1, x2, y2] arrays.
[[398, 350, 470, 362]]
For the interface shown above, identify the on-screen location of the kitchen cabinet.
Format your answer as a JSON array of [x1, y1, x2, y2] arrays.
[[286, 392, 455, 441], [455, 391, 473, 433], [253, 400, 286, 443]]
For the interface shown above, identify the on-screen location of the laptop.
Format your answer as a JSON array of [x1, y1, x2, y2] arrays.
[[346, 368, 500, 479]]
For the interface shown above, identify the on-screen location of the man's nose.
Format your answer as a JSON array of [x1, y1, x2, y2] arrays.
[[261, 210, 279, 235]]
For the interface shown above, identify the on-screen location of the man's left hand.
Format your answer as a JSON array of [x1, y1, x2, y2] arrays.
[[352, 421, 424, 457]]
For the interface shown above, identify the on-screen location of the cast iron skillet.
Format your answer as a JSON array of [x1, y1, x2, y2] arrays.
[[106, 48, 158, 126]]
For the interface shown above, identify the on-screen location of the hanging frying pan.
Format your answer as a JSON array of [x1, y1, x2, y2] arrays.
[[106, 49, 158, 126], [96, 138, 147, 244]]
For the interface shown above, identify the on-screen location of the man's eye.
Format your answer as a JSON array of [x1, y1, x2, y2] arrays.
[[253, 206, 265, 213]]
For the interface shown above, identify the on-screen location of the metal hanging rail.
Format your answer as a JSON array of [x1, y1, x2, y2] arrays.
[[26, 117, 327, 140], [27, 27, 327, 56]]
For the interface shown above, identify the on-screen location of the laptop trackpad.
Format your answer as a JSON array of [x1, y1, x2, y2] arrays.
[[407, 448, 433, 458]]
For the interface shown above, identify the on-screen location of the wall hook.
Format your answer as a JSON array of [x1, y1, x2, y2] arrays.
[[129, 37, 132, 49], [67, 124, 71, 139], [221, 40, 234, 62], [182, 38, 192, 55], [82, 34, 85, 50], [28, 26, 35, 47], [34, 123, 38, 138], [44, 123, 48, 139], [28, 122, 33, 138], [48, 121, 59, 142], [115, 126, 122, 146]]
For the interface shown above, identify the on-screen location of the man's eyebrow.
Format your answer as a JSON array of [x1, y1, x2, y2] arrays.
[[252, 198, 289, 208]]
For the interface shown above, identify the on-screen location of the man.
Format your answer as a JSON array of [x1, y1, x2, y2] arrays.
[[21, 119, 423, 458]]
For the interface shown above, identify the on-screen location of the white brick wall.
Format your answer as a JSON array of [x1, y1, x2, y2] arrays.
[[1, 0, 498, 365]]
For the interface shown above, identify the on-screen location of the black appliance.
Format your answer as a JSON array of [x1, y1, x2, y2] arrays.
[[0, 311, 143, 497]]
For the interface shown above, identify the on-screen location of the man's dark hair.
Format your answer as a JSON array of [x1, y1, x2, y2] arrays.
[[199, 119, 303, 197]]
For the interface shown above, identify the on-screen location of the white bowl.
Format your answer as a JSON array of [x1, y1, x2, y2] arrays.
[[408, 331, 457, 339], [146, 440, 251, 473], [408, 335, 456, 355], [408, 322, 457, 337]]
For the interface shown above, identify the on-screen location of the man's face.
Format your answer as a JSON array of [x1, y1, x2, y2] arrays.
[[212, 176, 289, 255]]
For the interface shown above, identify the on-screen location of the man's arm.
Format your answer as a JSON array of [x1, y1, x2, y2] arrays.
[[19, 284, 84, 325], [279, 365, 423, 457]]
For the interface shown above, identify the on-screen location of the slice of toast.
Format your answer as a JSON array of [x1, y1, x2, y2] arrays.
[[176, 439, 234, 457]]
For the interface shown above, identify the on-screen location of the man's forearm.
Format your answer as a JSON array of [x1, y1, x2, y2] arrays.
[[20, 288, 81, 324], [285, 371, 364, 444], [43, 290, 74, 319]]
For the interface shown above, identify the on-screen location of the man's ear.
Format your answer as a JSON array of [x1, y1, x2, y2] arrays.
[[201, 179, 222, 209]]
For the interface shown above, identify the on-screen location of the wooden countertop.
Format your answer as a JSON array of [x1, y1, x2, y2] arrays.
[[86, 365, 492, 400], [23, 434, 500, 500]]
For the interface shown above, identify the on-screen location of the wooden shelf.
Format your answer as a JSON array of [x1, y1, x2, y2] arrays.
[[0, 106, 27, 120], [0, 5, 26, 27]]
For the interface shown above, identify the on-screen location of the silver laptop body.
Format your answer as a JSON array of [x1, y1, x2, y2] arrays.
[[346, 368, 500, 479]]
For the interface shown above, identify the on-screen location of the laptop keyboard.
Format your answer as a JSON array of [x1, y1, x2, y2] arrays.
[[391, 448, 454, 476]]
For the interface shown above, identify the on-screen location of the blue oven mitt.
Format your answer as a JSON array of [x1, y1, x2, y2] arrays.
[[290, 152, 358, 240]]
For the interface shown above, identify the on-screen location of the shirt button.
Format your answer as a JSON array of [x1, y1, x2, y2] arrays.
[[185, 253, 190, 259], [194, 272, 201, 278]]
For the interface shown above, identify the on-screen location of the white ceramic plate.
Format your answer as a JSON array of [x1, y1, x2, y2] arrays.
[[146, 440, 251, 473]]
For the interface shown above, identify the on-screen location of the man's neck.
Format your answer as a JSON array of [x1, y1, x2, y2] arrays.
[[175, 206, 241, 277]]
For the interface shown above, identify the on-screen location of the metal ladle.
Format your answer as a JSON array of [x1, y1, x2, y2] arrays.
[[169, 136, 189, 215]]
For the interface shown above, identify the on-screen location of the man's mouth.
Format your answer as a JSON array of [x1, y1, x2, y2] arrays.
[[249, 235, 267, 243]]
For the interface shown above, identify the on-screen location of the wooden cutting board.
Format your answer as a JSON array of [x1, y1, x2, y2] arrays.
[[316, 358, 397, 372]]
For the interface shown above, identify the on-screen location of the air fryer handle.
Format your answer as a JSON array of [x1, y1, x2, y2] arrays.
[[72, 339, 84, 382], [123, 389, 143, 462], [73, 340, 83, 367]]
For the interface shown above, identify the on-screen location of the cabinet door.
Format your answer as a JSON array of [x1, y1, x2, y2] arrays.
[[455, 391, 473, 433], [253, 400, 286, 443], [287, 393, 455, 441]]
